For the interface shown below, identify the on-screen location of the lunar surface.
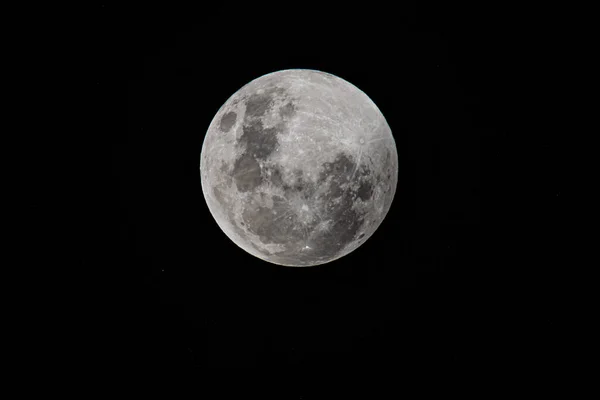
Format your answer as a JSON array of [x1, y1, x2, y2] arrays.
[[200, 69, 398, 267]]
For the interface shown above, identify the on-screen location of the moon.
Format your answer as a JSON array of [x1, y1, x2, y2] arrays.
[[200, 69, 398, 267]]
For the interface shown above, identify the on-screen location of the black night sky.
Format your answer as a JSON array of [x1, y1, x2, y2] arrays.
[[101, 3, 565, 370]]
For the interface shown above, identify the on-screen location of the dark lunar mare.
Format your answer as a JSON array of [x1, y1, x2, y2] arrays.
[[244, 87, 285, 119], [232, 154, 262, 192], [228, 86, 289, 194], [356, 164, 374, 201], [242, 195, 306, 246], [279, 102, 295, 118], [219, 111, 236, 132], [239, 120, 280, 160]]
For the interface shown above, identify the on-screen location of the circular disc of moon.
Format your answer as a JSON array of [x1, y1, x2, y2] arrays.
[[200, 69, 398, 267]]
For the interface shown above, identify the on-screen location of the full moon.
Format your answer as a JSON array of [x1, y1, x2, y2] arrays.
[[200, 69, 398, 267]]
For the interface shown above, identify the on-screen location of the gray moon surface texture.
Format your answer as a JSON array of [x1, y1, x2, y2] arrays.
[[200, 69, 398, 267]]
